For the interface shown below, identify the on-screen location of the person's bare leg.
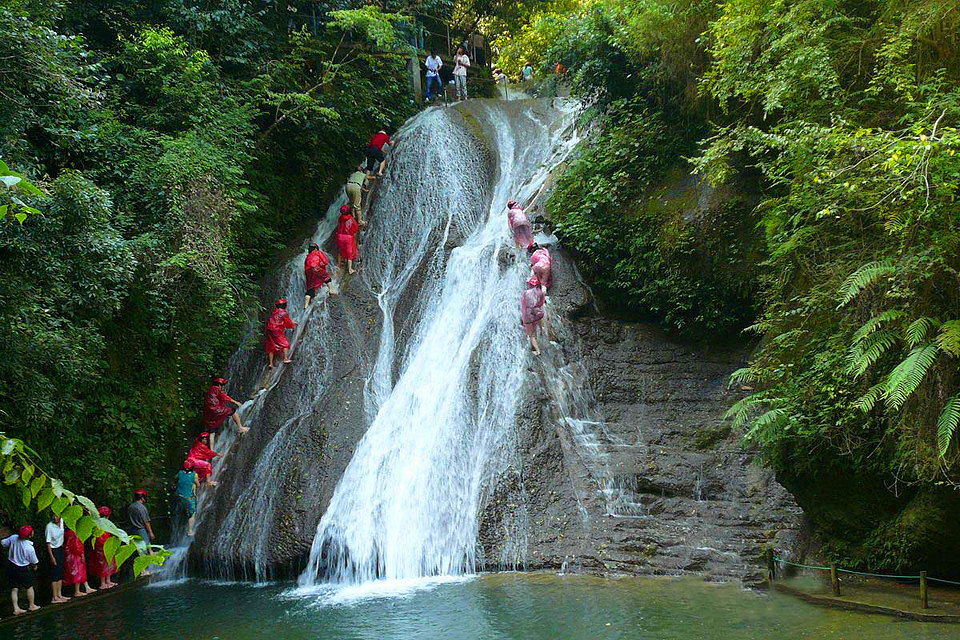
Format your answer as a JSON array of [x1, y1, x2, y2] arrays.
[[378, 161, 386, 177], [12, 587, 24, 615], [85, 582, 96, 593], [282, 348, 292, 364], [233, 411, 248, 434], [268, 352, 275, 369], [208, 431, 215, 451], [75, 585, 88, 597], [327, 283, 337, 297], [187, 515, 196, 537], [348, 259, 355, 275], [304, 294, 311, 310], [529, 335, 541, 356], [27, 586, 39, 610], [337, 256, 343, 273]]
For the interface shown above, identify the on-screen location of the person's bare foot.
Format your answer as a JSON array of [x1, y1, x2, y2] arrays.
[[28, 604, 40, 611], [76, 590, 89, 597], [238, 426, 250, 434], [13, 607, 25, 615], [268, 364, 274, 370], [348, 268, 356, 275], [282, 359, 292, 364]]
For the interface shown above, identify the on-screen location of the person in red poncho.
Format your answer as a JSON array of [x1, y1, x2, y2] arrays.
[[304, 242, 333, 309], [527, 242, 553, 290], [186, 432, 219, 487], [520, 275, 548, 355], [336, 205, 360, 275], [87, 506, 118, 589], [265, 298, 297, 368], [202, 376, 246, 450], [62, 528, 95, 597]]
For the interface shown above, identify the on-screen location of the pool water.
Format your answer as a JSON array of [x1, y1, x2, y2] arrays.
[[7, 573, 958, 639]]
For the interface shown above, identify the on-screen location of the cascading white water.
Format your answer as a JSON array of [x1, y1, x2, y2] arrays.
[[299, 100, 580, 586]]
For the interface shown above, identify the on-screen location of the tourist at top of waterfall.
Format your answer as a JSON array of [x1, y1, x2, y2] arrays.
[[3, 525, 40, 615], [528, 243, 553, 290], [364, 130, 391, 180], [453, 47, 470, 101], [45, 514, 68, 605], [424, 50, 443, 101], [521, 275, 548, 356], [507, 200, 534, 249], [345, 164, 369, 225], [89, 506, 118, 590], [187, 432, 218, 488], [336, 204, 360, 275], [264, 298, 296, 369], [202, 376, 246, 449], [304, 242, 333, 309], [177, 461, 200, 537]]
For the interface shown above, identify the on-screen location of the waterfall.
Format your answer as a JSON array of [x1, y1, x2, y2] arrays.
[[299, 100, 580, 585]]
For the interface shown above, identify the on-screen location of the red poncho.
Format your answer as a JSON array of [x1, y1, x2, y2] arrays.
[[520, 283, 546, 337], [187, 437, 219, 482], [530, 248, 553, 289], [264, 307, 296, 354], [508, 207, 534, 248], [304, 249, 332, 290], [88, 532, 117, 580], [202, 384, 235, 431], [336, 214, 360, 261], [369, 132, 391, 150], [63, 529, 87, 587]]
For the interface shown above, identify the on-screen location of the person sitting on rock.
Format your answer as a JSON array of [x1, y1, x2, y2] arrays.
[[507, 200, 534, 249], [335, 205, 360, 275], [520, 275, 547, 355], [304, 242, 333, 309], [202, 376, 246, 449], [528, 242, 553, 290], [264, 298, 296, 368]]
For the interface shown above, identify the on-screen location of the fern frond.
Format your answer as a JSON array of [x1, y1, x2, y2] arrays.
[[846, 330, 898, 377], [852, 309, 906, 344], [905, 317, 939, 348], [724, 392, 770, 429], [836, 260, 896, 308], [744, 408, 790, 444], [883, 343, 941, 411], [854, 384, 884, 413], [728, 367, 754, 388], [937, 396, 960, 457], [936, 320, 960, 357]]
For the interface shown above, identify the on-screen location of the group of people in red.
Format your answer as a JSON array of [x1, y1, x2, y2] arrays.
[[507, 200, 553, 355]]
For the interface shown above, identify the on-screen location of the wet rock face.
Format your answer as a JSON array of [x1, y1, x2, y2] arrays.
[[477, 247, 804, 584]]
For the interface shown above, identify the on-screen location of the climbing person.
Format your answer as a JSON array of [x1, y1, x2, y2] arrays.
[[3, 525, 40, 615], [345, 164, 369, 224], [522, 61, 534, 83], [364, 130, 391, 180], [528, 243, 553, 290], [186, 432, 219, 487], [305, 242, 334, 308], [424, 50, 443, 101], [336, 204, 360, 275], [88, 507, 117, 589], [62, 527, 94, 596], [507, 200, 534, 249], [265, 298, 296, 368], [202, 376, 246, 450], [453, 46, 470, 101], [45, 514, 69, 604], [521, 275, 547, 355], [176, 461, 200, 537]]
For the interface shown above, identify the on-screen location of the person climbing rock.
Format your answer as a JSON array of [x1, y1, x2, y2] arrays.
[[336, 205, 360, 275], [424, 50, 443, 101], [3, 525, 40, 615], [304, 242, 333, 309], [520, 275, 547, 355], [507, 200, 534, 249], [528, 243, 553, 290], [62, 527, 94, 596], [186, 433, 218, 488], [364, 130, 391, 179], [45, 515, 69, 604], [88, 507, 117, 589], [202, 376, 246, 449], [345, 164, 369, 224], [264, 298, 296, 368], [453, 47, 470, 101], [176, 461, 200, 537]]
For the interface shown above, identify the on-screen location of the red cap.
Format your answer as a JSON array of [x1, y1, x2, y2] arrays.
[[339, 204, 352, 215], [18, 525, 32, 539], [212, 376, 227, 386], [507, 200, 518, 209], [134, 489, 149, 497], [183, 459, 194, 471], [98, 506, 112, 518], [275, 298, 287, 307], [527, 275, 540, 287]]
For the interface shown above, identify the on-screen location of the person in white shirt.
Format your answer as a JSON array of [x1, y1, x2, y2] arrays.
[[424, 50, 443, 101], [453, 47, 470, 101], [3, 525, 40, 615], [45, 515, 69, 603]]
